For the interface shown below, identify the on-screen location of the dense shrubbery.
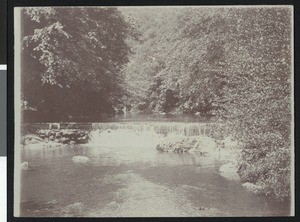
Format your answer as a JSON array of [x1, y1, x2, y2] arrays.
[[238, 138, 291, 199]]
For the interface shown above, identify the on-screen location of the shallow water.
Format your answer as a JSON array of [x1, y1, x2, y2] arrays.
[[20, 130, 290, 217]]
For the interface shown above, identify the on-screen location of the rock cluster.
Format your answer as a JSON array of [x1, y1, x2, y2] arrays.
[[156, 135, 214, 154], [22, 134, 44, 145], [33, 129, 90, 145]]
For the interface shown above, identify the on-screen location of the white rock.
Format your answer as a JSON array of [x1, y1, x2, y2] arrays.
[[219, 162, 239, 181], [242, 182, 263, 193], [72, 156, 91, 164], [21, 162, 29, 170]]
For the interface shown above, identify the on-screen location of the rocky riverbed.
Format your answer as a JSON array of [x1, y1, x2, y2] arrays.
[[22, 129, 90, 147]]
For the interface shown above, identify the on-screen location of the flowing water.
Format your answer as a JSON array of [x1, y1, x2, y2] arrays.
[[20, 120, 290, 217]]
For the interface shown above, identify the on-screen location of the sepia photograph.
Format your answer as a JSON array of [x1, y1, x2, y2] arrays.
[[14, 6, 294, 217]]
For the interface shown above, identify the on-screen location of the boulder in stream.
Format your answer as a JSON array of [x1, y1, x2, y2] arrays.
[[156, 135, 217, 153], [242, 182, 264, 194], [21, 162, 29, 170], [219, 161, 240, 181], [72, 156, 91, 164]]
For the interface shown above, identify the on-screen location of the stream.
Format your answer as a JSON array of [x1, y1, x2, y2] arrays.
[[20, 118, 290, 217]]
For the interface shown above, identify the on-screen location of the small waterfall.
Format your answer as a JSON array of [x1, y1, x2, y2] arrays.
[[23, 121, 222, 137], [88, 122, 223, 147], [91, 122, 216, 137], [88, 128, 162, 148]]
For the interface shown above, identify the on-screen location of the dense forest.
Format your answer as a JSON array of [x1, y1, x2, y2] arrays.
[[21, 7, 292, 200]]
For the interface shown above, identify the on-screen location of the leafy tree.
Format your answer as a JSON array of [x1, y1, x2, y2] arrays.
[[121, 8, 229, 115], [222, 8, 292, 199], [22, 7, 133, 121], [120, 8, 181, 112]]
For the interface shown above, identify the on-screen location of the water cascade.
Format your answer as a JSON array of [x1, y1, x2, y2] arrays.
[[88, 122, 227, 151], [91, 122, 219, 137]]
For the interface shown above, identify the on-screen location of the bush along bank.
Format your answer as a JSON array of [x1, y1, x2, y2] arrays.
[[236, 138, 291, 200], [22, 129, 90, 147]]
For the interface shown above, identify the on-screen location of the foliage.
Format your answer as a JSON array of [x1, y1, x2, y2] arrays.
[[121, 7, 292, 199], [121, 8, 229, 114], [222, 8, 292, 200], [22, 7, 133, 121]]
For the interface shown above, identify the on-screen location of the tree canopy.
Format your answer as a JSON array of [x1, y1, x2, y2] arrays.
[[22, 7, 133, 121]]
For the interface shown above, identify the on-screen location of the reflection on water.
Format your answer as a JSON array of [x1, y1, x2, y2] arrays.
[[20, 129, 290, 217]]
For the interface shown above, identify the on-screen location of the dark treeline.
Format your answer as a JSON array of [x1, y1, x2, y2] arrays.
[[21, 7, 292, 199], [21, 7, 136, 122]]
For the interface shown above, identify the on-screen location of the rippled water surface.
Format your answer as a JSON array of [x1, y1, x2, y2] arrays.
[[20, 129, 290, 217]]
